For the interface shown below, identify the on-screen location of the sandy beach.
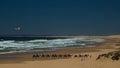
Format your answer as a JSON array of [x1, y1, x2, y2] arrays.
[[0, 35, 120, 68]]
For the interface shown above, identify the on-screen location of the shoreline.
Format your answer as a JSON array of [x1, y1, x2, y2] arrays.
[[0, 39, 115, 62], [0, 38, 108, 55], [0, 35, 120, 68], [0, 37, 107, 55]]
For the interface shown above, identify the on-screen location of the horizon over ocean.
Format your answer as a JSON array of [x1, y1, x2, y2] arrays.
[[0, 33, 119, 37]]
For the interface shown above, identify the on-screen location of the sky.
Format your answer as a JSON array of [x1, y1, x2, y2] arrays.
[[0, 0, 120, 36]]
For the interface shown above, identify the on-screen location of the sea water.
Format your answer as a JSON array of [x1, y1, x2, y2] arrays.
[[0, 37, 105, 54]]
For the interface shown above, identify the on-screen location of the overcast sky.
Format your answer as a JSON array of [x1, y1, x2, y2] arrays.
[[0, 0, 120, 36]]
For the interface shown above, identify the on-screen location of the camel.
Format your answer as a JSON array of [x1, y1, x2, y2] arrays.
[[32, 54, 39, 58]]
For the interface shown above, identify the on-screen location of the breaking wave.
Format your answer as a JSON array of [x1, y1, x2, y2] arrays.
[[0, 38, 105, 53]]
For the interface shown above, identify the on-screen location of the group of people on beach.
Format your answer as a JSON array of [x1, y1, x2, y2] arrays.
[[32, 54, 91, 59]]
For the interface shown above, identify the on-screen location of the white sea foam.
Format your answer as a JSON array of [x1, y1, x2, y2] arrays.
[[0, 38, 105, 53]]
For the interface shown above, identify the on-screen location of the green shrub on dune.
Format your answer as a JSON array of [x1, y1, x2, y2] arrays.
[[96, 51, 120, 61], [116, 44, 120, 46]]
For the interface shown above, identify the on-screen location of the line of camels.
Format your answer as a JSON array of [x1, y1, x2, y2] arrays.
[[32, 51, 120, 61], [33, 54, 91, 59]]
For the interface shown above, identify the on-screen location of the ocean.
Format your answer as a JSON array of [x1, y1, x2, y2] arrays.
[[0, 37, 105, 54]]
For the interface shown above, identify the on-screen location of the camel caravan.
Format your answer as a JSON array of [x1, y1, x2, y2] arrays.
[[32, 54, 91, 59], [32, 51, 120, 61]]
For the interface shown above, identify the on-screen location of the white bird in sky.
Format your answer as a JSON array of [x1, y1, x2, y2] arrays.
[[15, 27, 21, 31]]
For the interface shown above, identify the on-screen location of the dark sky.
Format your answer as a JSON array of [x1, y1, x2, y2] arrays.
[[0, 0, 120, 36]]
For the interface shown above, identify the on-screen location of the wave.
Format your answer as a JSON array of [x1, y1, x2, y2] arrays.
[[0, 38, 105, 53]]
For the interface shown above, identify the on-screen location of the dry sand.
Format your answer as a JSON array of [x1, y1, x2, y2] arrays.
[[0, 35, 120, 68]]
